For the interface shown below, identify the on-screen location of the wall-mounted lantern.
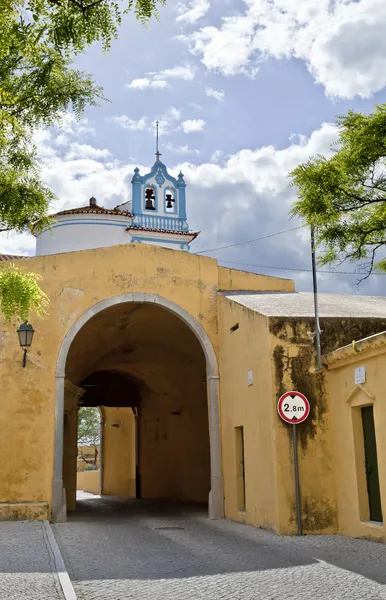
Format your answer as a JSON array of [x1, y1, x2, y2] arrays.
[[17, 322, 35, 368]]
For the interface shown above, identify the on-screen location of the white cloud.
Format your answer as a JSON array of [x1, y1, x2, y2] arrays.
[[206, 87, 225, 102], [111, 116, 149, 131], [181, 119, 206, 133], [210, 150, 224, 164], [111, 107, 182, 135], [65, 144, 112, 160], [155, 64, 196, 81], [127, 78, 169, 90], [41, 112, 96, 148], [127, 64, 196, 91], [176, 0, 210, 24], [165, 107, 182, 121], [0, 231, 36, 256], [185, 0, 386, 98], [152, 80, 170, 89], [56, 113, 95, 137], [164, 142, 200, 155], [127, 78, 151, 90], [7, 119, 382, 294], [188, 16, 258, 77], [182, 123, 337, 192]]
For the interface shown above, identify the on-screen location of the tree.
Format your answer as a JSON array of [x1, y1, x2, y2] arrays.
[[290, 104, 386, 279], [0, 0, 165, 321], [78, 406, 101, 466], [0, 263, 48, 322]]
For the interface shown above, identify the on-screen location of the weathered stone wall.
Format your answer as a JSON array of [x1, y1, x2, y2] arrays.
[[270, 316, 386, 535]]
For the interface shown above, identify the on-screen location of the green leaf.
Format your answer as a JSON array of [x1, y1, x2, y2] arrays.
[[0, 0, 165, 320], [0, 263, 49, 322], [289, 104, 386, 277]]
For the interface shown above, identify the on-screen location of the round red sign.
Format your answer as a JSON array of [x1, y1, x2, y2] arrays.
[[277, 391, 310, 424]]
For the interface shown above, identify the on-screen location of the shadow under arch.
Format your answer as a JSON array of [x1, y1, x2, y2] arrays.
[[53, 292, 223, 522]]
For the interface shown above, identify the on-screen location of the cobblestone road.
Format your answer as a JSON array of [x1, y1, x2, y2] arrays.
[[54, 495, 386, 600], [0, 521, 65, 600]]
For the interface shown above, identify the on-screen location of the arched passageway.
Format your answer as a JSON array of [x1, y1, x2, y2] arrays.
[[53, 295, 223, 521]]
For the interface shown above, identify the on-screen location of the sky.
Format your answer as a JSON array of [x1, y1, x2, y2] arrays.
[[4, 0, 386, 295]]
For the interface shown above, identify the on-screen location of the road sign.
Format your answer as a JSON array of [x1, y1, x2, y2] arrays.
[[277, 391, 310, 536], [277, 391, 310, 425]]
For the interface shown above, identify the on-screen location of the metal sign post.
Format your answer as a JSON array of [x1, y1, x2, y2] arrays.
[[292, 424, 302, 535], [277, 391, 310, 536], [311, 226, 322, 371]]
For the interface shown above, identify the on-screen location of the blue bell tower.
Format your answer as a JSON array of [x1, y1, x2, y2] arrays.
[[127, 121, 198, 251]]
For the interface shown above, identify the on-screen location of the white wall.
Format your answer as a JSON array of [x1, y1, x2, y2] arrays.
[[35, 213, 193, 256], [36, 214, 133, 256]]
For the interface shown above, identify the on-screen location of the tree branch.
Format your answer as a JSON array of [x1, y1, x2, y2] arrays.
[[356, 243, 385, 283]]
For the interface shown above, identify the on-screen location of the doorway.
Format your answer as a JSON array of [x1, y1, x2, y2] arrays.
[[361, 406, 383, 523], [53, 294, 223, 521]]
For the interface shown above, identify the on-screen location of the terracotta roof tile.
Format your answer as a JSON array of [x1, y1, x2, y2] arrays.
[[0, 254, 27, 262], [127, 225, 199, 240], [54, 205, 133, 218]]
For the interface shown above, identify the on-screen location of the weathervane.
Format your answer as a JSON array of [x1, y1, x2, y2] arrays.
[[155, 120, 162, 162]]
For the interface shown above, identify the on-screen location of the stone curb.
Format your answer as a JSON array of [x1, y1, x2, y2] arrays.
[[43, 520, 77, 600]]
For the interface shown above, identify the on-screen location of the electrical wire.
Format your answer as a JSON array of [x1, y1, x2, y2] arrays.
[[217, 259, 386, 276], [196, 225, 305, 254], [196, 224, 385, 276]]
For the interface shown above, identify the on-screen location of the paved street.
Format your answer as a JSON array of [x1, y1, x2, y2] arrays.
[[0, 521, 65, 600], [53, 494, 386, 600]]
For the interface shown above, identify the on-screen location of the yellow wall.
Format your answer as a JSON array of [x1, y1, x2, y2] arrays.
[[219, 300, 339, 535], [324, 337, 386, 542], [0, 242, 293, 520], [218, 267, 294, 293], [102, 407, 136, 498], [77, 445, 100, 472], [219, 296, 280, 530], [270, 323, 338, 535], [139, 345, 210, 503], [77, 470, 101, 495]]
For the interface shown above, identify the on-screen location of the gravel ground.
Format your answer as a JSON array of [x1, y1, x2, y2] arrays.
[[54, 495, 386, 600], [0, 521, 65, 600]]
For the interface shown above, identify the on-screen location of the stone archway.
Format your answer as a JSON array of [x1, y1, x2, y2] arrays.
[[53, 293, 223, 522]]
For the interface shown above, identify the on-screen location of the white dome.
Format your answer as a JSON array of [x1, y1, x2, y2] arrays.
[[36, 202, 133, 256]]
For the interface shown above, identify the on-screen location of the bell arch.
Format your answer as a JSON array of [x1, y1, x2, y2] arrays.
[[53, 293, 223, 522]]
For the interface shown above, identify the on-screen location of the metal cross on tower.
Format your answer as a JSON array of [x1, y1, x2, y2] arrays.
[[155, 120, 162, 162]]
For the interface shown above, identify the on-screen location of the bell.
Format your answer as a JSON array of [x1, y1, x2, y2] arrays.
[[145, 188, 155, 210], [166, 194, 174, 209]]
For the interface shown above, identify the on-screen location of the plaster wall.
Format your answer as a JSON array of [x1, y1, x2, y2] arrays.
[[219, 305, 343, 536], [218, 296, 280, 531], [132, 238, 190, 251], [36, 214, 132, 255], [218, 268, 295, 293], [77, 445, 100, 472], [325, 343, 386, 542], [270, 325, 338, 536], [0, 242, 293, 519], [101, 407, 136, 498], [139, 347, 210, 503], [77, 470, 101, 495], [268, 317, 386, 536]]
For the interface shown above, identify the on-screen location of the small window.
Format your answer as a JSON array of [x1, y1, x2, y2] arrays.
[[230, 323, 239, 333], [145, 187, 156, 210], [235, 426, 246, 511]]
